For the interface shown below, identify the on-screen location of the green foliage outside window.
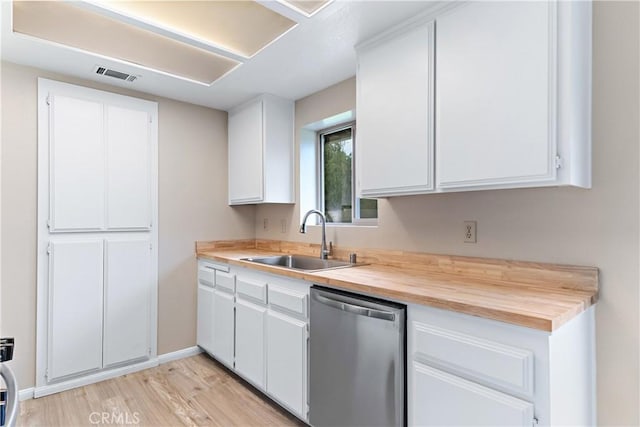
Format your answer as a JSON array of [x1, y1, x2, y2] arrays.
[[320, 125, 377, 223]]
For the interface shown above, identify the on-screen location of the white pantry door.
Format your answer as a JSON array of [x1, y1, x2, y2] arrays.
[[106, 105, 152, 230], [47, 240, 104, 381], [49, 95, 105, 232], [103, 239, 152, 367], [36, 78, 158, 393]]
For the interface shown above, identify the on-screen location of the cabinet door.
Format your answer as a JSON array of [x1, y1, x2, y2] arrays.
[[49, 95, 105, 231], [48, 240, 103, 381], [212, 289, 235, 368], [106, 105, 151, 230], [357, 21, 434, 197], [197, 284, 215, 354], [235, 299, 266, 389], [266, 310, 307, 418], [436, 2, 555, 189], [412, 362, 534, 426], [228, 100, 264, 204], [103, 239, 151, 367]]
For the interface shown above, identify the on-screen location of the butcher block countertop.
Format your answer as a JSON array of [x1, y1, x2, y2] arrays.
[[196, 239, 599, 332]]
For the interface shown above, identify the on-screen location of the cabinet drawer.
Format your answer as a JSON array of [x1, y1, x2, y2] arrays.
[[412, 321, 534, 396], [197, 266, 215, 288], [268, 286, 308, 318], [412, 362, 534, 426], [215, 271, 236, 293], [236, 277, 267, 304]]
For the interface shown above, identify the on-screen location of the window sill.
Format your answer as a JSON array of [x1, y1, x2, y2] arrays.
[[305, 222, 378, 229]]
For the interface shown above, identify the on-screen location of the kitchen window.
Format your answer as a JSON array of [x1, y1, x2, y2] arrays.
[[318, 123, 378, 224]]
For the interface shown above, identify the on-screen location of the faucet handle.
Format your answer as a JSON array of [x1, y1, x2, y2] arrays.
[[326, 241, 333, 256]]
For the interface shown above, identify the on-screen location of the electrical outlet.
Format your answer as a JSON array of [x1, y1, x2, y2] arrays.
[[464, 221, 477, 243], [263, 218, 269, 231], [280, 219, 287, 233]]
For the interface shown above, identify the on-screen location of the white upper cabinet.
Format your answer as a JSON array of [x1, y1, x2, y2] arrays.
[[47, 87, 155, 231], [49, 95, 105, 231], [356, 1, 591, 196], [435, 1, 590, 190], [356, 21, 435, 197], [106, 105, 152, 230], [436, 1, 552, 188], [228, 94, 294, 205]]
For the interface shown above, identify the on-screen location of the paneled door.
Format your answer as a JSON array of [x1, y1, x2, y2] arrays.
[[436, 1, 556, 188], [37, 78, 158, 395], [49, 95, 105, 232], [212, 289, 235, 368], [47, 240, 104, 381], [266, 310, 307, 418], [235, 299, 267, 388], [106, 105, 152, 230], [412, 362, 534, 426], [103, 239, 152, 367]]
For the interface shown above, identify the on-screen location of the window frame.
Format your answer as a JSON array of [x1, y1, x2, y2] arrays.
[[316, 121, 377, 226]]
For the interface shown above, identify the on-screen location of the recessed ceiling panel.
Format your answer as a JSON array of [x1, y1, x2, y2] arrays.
[[281, 0, 331, 16], [93, 1, 298, 58], [12, 1, 240, 85]]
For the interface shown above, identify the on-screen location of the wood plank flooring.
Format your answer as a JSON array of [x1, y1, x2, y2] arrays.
[[19, 354, 304, 427]]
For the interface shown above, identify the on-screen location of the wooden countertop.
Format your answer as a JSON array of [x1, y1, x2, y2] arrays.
[[196, 240, 598, 332]]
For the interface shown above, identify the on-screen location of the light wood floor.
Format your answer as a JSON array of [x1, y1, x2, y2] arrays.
[[19, 354, 304, 427]]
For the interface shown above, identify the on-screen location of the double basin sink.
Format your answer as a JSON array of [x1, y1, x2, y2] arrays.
[[241, 254, 359, 273]]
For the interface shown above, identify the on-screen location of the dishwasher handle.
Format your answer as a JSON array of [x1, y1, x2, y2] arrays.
[[313, 292, 396, 321]]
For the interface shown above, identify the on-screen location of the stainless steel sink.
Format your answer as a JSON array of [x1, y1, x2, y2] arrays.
[[241, 254, 358, 272]]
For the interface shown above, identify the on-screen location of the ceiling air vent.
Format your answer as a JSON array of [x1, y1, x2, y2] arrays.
[[94, 66, 138, 82]]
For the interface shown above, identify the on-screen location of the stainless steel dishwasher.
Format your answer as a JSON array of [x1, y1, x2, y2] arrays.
[[309, 285, 406, 427]]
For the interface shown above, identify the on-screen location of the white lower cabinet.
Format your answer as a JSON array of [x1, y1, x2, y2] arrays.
[[196, 284, 214, 354], [409, 303, 596, 426], [47, 238, 153, 383], [212, 289, 235, 368], [196, 261, 594, 426], [195, 262, 310, 422], [103, 239, 152, 367], [196, 262, 219, 355], [413, 362, 534, 426], [48, 240, 104, 381], [266, 309, 307, 418], [235, 299, 266, 388]]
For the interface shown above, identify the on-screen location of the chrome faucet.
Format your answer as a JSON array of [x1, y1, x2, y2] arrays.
[[299, 209, 332, 260]]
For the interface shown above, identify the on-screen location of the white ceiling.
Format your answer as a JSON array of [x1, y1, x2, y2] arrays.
[[1, 1, 442, 111]]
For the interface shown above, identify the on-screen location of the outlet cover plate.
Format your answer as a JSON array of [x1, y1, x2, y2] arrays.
[[464, 221, 477, 243]]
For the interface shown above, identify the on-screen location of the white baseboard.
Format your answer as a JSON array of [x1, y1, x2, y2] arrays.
[[19, 387, 34, 401], [27, 347, 201, 400], [158, 346, 202, 364], [34, 359, 158, 398]]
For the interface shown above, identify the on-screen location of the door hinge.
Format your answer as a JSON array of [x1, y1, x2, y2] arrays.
[[532, 417, 539, 426], [555, 155, 563, 169], [149, 243, 153, 251], [46, 219, 51, 229], [46, 244, 52, 255], [305, 323, 310, 340], [46, 95, 51, 106], [44, 369, 49, 380]]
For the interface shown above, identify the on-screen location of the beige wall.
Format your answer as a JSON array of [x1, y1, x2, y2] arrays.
[[0, 61, 256, 389], [256, 2, 640, 425]]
